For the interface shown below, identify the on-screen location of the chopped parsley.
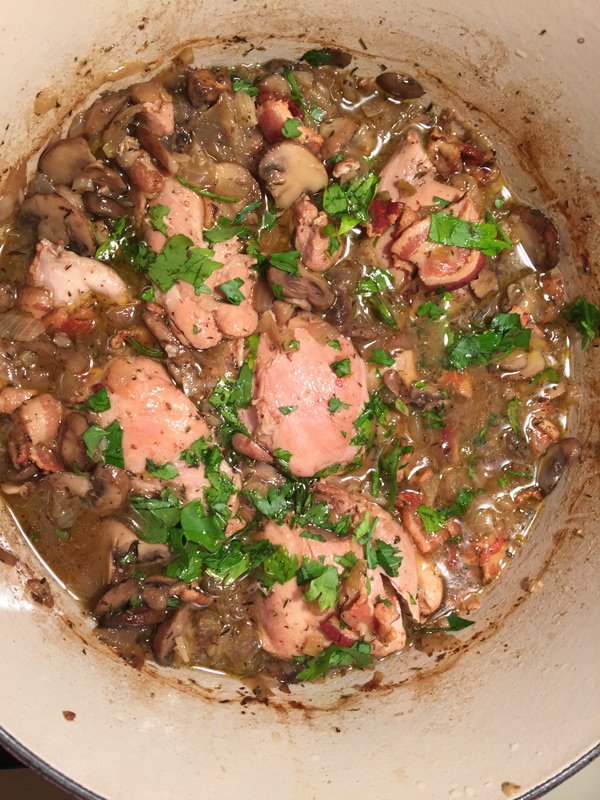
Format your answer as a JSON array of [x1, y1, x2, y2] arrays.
[[446, 313, 531, 370], [296, 641, 372, 681], [129, 338, 163, 358], [428, 210, 511, 256], [330, 358, 352, 378], [507, 396, 522, 436], [175, 174, 237, 203], [328, 396, 350, 413], [279, 405, 298, 415], [367, 349, 394, 367], [301, 49, 332, 66], [281, 118, 302, 138], [531, 366, 558, 385], [147, 204, 170, 236], [74, 387, 110, 413], [147, 234, 223, 295], [296, 557, 340, 610], [269, 250, 301, 277], [498, 469, 533, 489], [422, 403, 446, 429], [230, 73, 259, 96], [145, 459, 179, 480], [327, 339, 342, 351], [472, 413, 499, 447], [418, 488, 481, 536], [417, 300, 446, 320], [219, 277, 245, 305], [561, 296, 600, 349], [82, 419, 124, 470]]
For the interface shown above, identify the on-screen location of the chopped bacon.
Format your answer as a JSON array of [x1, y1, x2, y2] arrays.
[[396, 488, 449, 554], [427, 127, 499, 186], [439, 369, 473, 399], [470, 528, 508, 583], [513, 487, 543, 506], [256, 92, 322, 153], [367, 199, 405, 238]]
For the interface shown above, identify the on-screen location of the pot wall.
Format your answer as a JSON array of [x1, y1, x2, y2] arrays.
[[0, 2, 598, 799]]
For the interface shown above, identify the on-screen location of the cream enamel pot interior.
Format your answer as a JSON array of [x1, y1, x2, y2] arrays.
[[0, 2, 599, 798]]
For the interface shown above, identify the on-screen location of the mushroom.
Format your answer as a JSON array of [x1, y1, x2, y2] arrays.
[[209, 161, 261, 214], [258, 141, 328, 209], [319, 116, 357, 161], [58, 411, 93, 472], [106, 607, 169, 629], [83, 192, 127, 219], [509, 205, 560, 272], [537, 437, 582, 496], [187, 68, 232, 108], [153, 604, 192, 665], [319, 48, 353, 68], [92, 463, 131, 516], [142, 576, 176, 611], [38, 137, 95, 185], [496, 349, 546, 381], [136, 127, 178, 174], [267, 266, 335, 310], [94, 577, 139, 615], [19, 192, 95, 255], [82, 163, 127, 192], [376, 72, 425, 99], [82, 90, 130, 140]]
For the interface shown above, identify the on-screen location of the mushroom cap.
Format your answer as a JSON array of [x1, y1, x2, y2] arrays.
[[258, 141, 328, 209]]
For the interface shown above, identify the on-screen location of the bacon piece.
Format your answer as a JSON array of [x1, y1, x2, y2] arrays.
[[256, 92, 322, 153]]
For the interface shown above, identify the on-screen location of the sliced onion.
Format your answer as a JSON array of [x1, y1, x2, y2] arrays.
[[0, 311, 45, 342]]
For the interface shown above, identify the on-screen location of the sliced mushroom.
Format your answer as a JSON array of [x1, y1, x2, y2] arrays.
[[83, 192, 127, 219], [376, 72, 425, 99], [107, 606, 169, 629], [142, 577, 173, 611], [319, 116, 357, 161], [38, 137, 95, 185], [187, 68, 232, 108], [509, 205, 560, 272], [19, 192, 95, 255], [82, 90, 130, 140], [209, 161, 261, 213], [537, 437, 582, 496], [153, 604, 192, 665], [101, 519, 138, 584], [82, 163, 127, 193], [136, 540, 171, 564], [320, 48, 353, 68], [136, 127, 178, 175], [258, 141, 328, 209], [94, 577, 139, 615], [92, 463, 131, 516], [267, 266, 335, 310], [496, 349, 546, 381], [58, 411, 93, 472]]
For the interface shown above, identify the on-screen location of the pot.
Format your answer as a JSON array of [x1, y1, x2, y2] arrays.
[[0, 2, 598, 798]]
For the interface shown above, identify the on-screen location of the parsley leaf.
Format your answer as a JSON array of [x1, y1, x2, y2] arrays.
[[296, 557, 339, 610], [145, 459, 179, 480], [74, 387, 110, 413], [498, 469, 533, 489], [231, 73, 259, 96], [269, 250, 301, 277], [418, 488, 481, 535], [282, 118, 302, 138], [507, 396, 522, 436], [561, 296, 600, 349], [259, 546, 299, 590], [422, 403, 446, 429], [379, 440, 413, 511], [331, 358, 351, 377], [428, 211, 511, 256], [203, 221, 247, 244], [323, 172, 381, 229], [219, 277, 245, 305], [447, 313, 531, 370], [327, 339, 342, 351], [82, 419, 124, 469], [472, 413, 499, 447], [531, 366, 558, 385], [279, 405, 298, 415], [244, 481, 296, 520], [147, 204, 170, 236], [301, 49, 332, 66], [296, 641, 372, 681], [328, 396, 350, 413], [129, 338, 163, 358], [175, 174, 237, 203], [148, 234, 223, 294], [367, 349, 394, 367], [417, 300, 446, 320]]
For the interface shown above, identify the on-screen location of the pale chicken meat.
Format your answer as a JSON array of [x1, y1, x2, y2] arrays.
[[95, 356, 240, 510], [293, 195, 334, 272], [240, 314, 369, 477], [145, 177, 207, 252], [378, 130, 462, 212], [159, 239, 258, 350], [30, 239, 129, 307]]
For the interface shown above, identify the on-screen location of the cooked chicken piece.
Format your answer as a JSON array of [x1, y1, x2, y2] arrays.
[[240, 313, 368, 477], [29, 239, 129, 307]]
